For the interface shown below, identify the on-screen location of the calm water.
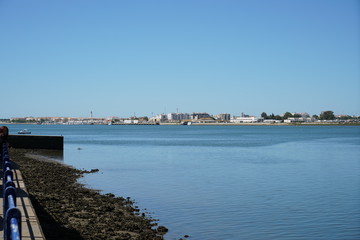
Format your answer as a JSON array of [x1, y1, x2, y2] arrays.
[[8, 125, 360, 240]]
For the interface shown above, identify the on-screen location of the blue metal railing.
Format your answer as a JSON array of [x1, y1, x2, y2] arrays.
[[2, 143, 22, 240]]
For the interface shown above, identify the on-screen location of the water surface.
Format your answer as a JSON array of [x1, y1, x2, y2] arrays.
[[8, 125, 360, 239]]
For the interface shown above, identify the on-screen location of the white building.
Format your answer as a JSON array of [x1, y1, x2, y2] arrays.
[[284, 117, 314, 123], [263, 119, 282, 123], [167, 113, 191, 121], [214, 113, 231, 121], [124, 119, 139, 124], [231, 116, 263, 123], [149, 114, 168, 122]]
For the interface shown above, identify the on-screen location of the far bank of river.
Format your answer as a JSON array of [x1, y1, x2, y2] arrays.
[[2, 122, 360, 126]]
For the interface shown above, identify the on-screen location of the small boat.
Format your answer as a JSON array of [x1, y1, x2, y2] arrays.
[[18, 129, 31, 134]]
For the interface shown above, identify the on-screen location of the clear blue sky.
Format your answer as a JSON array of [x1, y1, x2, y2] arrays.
[[0, 0, 359, 118]]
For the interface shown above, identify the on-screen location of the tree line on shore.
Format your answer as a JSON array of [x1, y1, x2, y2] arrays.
[[260, 111, 341, 121]]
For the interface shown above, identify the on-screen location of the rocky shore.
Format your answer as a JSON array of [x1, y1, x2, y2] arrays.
[[9, 148, 168, 240]]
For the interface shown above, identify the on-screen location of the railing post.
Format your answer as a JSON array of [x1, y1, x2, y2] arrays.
[[10, 218, 21, 240], [5, 207, 21, 240]]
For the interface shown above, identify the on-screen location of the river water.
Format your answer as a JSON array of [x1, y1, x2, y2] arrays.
[[7, 125, 360, 240]]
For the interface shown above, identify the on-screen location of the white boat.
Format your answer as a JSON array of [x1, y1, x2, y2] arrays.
[[18, 129, 31, 134]]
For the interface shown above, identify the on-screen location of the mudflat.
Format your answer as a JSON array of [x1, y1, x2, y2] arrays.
[[9, 148, 168, 240]]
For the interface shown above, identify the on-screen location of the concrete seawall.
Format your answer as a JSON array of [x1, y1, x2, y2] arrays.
[[8, 135, 64, 150]]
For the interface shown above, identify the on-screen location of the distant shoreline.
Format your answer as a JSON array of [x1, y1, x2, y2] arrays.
[[167, 122, 360, 126], [2, 122, 360, 126]]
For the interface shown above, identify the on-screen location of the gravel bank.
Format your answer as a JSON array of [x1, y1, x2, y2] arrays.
[[10, 148, 168, 240]]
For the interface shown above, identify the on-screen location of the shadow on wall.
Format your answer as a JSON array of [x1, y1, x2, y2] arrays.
[[8, 135, 64, 150]]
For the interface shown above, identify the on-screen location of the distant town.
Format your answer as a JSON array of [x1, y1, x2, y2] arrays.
[[1, 110, 359, 125]]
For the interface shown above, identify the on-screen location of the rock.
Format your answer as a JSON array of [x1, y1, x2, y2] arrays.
[[10, 148, 167, 240], [157, 226, 168, 234]]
